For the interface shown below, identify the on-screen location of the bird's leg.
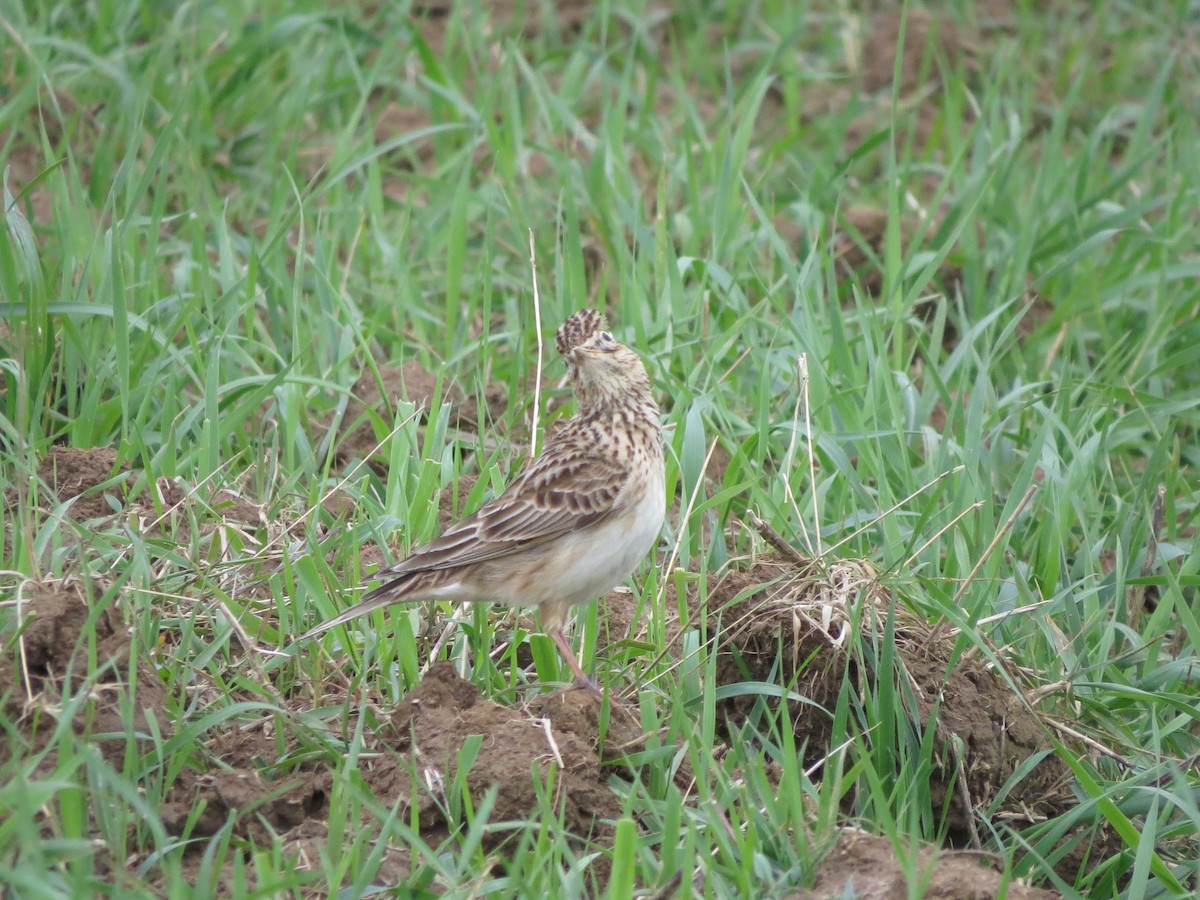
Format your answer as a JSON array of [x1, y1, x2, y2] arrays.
[[550, 628, 601, 696]]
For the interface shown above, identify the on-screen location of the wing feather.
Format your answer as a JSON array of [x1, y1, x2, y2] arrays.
[[377, 448, 627, 577]]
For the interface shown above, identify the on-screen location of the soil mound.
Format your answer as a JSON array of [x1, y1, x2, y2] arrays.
[[682, 554, 1073, 843]]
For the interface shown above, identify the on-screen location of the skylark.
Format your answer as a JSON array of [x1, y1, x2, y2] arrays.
[[302, 309, 665, 686]]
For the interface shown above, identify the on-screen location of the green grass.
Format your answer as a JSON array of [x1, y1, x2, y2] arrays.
[[3, 0, 1199, 896]]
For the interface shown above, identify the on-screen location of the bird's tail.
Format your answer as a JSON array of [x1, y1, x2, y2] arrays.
[[297, 577, 415, 642]]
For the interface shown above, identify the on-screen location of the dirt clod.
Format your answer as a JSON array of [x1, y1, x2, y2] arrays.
[[683, 555, 1072, 842], [377, 662, 623, 854], [16, 580, 118, 670], [1, 580, 167, 770], [860, 9, 974, 97], [792, 829, 1059, 900], [844, 8, 980, 153], [335, 362, 465, 468], [5, 446, 134, 522], [161, 769, 329, 842]]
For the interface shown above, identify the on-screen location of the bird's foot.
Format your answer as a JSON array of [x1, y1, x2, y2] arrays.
[[540, 674, 604, 703], [569, 674, 604, 698]]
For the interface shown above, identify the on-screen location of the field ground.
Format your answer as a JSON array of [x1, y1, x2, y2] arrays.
[[2, 0, 1199, 897]]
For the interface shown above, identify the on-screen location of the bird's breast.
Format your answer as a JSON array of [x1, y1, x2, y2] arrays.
[[484, 454, 665, 610]]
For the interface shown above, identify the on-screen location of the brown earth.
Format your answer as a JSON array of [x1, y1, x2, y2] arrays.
[[334, 361, 464, 467], [858, 8, 977, 99], [5, 446, 135, 522], [2, 550, 1079, 895], [333, 361, 510, 470], [2, 141, 57, 225], [0, 579, 167, 772], [846, 7, 980, 153], [677, 554, 1074, 846], [0, 576, 643, 892], [0, 89, 98, 226], [5, 445, 275, 530], [152, 662, 652, 892], [792, 829, 1058, 900], [360, 4, 1003, 322], [375, 663, 639, 859], [409, 0, 599, 55], [770, 203, 966, 340], [768, 5, 1054, 336], [830, 205, 964, 300]]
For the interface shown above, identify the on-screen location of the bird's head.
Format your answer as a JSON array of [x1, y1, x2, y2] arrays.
[[555, 308, 603, 356], [555, 309, 653, 409]]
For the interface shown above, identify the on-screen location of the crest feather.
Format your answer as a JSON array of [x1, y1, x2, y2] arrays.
[[555, 309, 604, 356]]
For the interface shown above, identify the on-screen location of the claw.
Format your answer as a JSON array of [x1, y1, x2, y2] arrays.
[[571, 674, 603, 698]]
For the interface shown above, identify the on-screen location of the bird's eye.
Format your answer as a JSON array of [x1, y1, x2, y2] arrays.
[[600, 331, 615, 343]]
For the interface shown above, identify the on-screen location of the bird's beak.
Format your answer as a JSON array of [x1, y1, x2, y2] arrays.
[[572, 342, 605, 359]]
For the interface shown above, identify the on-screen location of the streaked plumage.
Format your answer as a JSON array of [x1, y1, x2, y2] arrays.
[[301, 309, 665, 685]]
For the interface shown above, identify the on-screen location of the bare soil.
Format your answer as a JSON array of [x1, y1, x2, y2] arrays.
[[0, 579, 167, 772], [375, 662, 637, 861], [5, 445, 275, 531], [2, 543, 1077, 896], [6, 446, 135, 522], [677, 555, 1074, 846], [334, 361, 466, 468], [0, 90, 98, 226], [332, 361, 511, 470], [792, 829, 1058, 900], [858, 9, 976, 98], [846, 7, 980, 152], [0, 579, 641, 892], [153, 662, 649, 892]]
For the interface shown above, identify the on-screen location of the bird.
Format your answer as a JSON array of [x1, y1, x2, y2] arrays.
[[300, 309, 665, 689]]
